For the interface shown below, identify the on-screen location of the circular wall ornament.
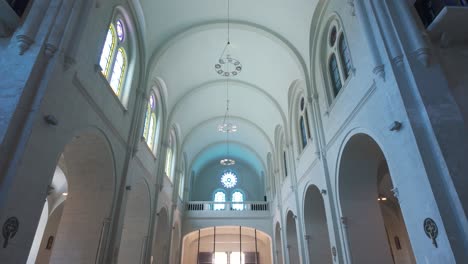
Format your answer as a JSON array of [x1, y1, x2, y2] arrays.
[[423, 218, 438, 248], [215, 55, 242, 77], [221, 171, 237, 188]]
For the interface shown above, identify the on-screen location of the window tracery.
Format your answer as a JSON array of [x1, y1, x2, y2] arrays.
[[325, 22, 353, 100]]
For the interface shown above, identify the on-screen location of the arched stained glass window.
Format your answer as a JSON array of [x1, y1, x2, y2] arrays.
[[329, 54, 342, 96], [165, 133, 176, 182], [297, 96, 312, 151], [213, 191, 226, 210], [339, 35, 352, 79], [143, 92, 158, 151], [99, 17, 129, 101], [99, 25, 116, 78], [231, 191, 244, 211], [325, 21, 352, 101], [109, 48, 127, 95]]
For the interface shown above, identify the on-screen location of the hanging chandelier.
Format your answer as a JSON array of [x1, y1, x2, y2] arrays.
[[218, 0, 239, 166], [214, 0, 242, 77]]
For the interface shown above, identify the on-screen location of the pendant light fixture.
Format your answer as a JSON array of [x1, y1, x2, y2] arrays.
[[217, 0, 240, 166]]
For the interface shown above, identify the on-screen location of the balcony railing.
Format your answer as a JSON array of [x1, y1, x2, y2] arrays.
[[414, 0, 468, 28], [186, 201, 269, 212]]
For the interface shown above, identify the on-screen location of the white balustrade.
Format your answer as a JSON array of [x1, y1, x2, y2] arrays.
[[186, 201, 269, 212]]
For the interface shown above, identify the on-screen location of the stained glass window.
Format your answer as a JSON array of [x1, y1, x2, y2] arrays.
[[143, 93, 158, 151], [231, 191, 244, 210], [221, 171, 237, 188], [116, 20, 124, 42], [109, 48, 126, 95], [329, 54, 342, 96], [99, 18, 129, 101], [99, 26, 116, 77], [213, 191, 226, 210], [339, 35, 352, 80], [300, 117, 307, 149]]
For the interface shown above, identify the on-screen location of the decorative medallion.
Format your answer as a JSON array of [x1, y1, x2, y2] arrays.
[[215, 55, 242, 77], [423, 218, 438, 248], [2, 217, 19, 248], [221, 171, 237, 188]]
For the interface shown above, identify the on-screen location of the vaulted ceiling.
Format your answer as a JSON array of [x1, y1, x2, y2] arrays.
[[133, 0, 319, 175]]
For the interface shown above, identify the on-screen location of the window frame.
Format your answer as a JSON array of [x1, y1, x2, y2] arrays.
[[98, 14, 130, 102], [324, 19, 354, 105]]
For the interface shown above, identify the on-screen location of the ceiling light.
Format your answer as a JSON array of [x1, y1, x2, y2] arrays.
[[218, 123, 237, 133], [62, 192, 68, 196], [220, 159, 236, 166]]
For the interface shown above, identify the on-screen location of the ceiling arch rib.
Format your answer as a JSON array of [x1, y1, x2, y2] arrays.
[[182, 116, 274, 153], [190, 141, 266, 176]]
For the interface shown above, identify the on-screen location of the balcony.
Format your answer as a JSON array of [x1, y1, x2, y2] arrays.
[[184, 201, 271, 233], [414, 0, 468, 45], [186, 201, 269, 212]]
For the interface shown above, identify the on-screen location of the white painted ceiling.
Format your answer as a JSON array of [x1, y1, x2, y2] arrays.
[[133, 0, 318, 176]]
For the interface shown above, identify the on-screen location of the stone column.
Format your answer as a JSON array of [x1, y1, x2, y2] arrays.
[[354, 0, 385, 79], [45, 0, 76, 57], [16, 0, 52, 54]]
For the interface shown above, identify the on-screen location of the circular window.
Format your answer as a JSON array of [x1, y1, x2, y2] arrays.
[[116, 20, 125, 42], [329, 26, 337, 47], [221, 171, 237, 188]]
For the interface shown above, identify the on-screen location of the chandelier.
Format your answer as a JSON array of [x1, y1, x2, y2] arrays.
[[214, 0, 242, 78], [218, 0, 239, 166]]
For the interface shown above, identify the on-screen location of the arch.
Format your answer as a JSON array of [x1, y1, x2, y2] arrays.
[[167, 79, 288, 137], [147, 20, 311, 106], [152, 207, 170, 263], [303, 185, 333, 263], [337, 133, 415, 263], [275, 223, 284, 264], [117, 175, 151, 264], [28, 131, 117, 264], [181, 226, 273, 264], [286, 211, 300, 264]]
